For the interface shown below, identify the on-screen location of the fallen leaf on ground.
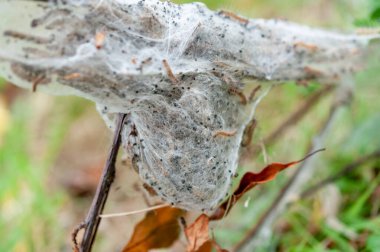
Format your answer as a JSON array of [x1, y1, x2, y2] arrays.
[[210, 148, 325, 220], [122, 206, 185, 252]]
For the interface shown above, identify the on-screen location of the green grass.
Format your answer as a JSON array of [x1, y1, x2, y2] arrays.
[[0, 92, 89, 251], [0, 98, 61, 251]]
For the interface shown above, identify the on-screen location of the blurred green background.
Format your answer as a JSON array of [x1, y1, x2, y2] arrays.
[[0, 0, 380, 251]]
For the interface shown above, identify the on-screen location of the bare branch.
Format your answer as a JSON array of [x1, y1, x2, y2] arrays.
[[263, 85, 335, 147], [74, 113, 126, 252]]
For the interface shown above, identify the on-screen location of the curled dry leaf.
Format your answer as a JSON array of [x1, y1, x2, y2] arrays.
[[122, 206, 185, 252], [185, 214, 228, 252], [210, 148, 325, 220], [185, 214, 210, 252]]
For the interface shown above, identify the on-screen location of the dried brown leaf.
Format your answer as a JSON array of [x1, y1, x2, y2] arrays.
[[185, 215, 229, 252], [211, 149, 325, 220], [122, 206, 184, 252], [185, 214, 210, 252]]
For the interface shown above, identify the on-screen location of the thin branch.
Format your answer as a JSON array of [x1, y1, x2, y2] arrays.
[[263, 85, 335, 147], [242, 85, 334, 159], [234, 85, 351, 252], [301, 149, 380, 198], [73, 113, 127, 252]]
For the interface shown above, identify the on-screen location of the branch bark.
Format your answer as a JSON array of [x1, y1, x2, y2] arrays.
[[72, 113, 127, 252]]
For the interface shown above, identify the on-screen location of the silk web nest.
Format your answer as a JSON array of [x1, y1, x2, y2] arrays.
[[0, 0, 374, 211]]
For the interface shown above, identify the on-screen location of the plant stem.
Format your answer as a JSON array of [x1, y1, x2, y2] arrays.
[[74, 113, 127, 252], [301, 149, 380, 198]]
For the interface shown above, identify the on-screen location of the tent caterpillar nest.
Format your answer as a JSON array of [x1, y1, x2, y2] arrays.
[[0, 0, 377, 211]]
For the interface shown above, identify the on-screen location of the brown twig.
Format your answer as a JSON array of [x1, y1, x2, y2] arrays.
[[263, 85, 334, 147], [234, 85, 350, 251], [301, 149, 380, 198], [3, 30, 53, 44], [241, 85, 334, 160], [74, 113, 127, 252]]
